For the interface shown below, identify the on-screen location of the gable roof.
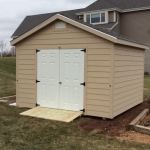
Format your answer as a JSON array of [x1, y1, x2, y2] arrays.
[[11, 0, 150, 49], [11, 14, 148, 50], [12, 0, 150, 38]]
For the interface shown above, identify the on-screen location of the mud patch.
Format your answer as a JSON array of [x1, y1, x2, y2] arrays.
[[80, 102, 150, 136]]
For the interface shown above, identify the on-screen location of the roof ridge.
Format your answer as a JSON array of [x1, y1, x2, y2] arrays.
[[27, 8, 84, 17]]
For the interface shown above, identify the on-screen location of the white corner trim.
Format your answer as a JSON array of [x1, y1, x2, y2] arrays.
[[113, 11, 116, 22], [57, 14, 117, 39], [109, 22, 118, 31]]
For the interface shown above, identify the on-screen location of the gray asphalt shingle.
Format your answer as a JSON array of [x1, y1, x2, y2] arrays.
[[84, 0, 150, 11]]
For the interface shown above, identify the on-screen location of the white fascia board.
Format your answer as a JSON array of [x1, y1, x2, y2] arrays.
[[109, 22, 118, 31], [11, 36, 18, 39]]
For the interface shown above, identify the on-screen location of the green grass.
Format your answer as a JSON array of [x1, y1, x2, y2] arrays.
[[1, 103, 150, 150], [0, 57, 16, 97], [144, 75, 150, 100], [0, 57, 150, 149]]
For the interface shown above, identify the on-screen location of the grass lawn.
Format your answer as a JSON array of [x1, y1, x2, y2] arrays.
[[0, 57, 16, 97], [0, 57, 150, 149], [144, 75, 150, 100], [1, 103, 150, 150]]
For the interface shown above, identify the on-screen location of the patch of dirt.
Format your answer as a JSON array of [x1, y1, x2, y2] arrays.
[[140, 114, 150, 127], [80, 102, 150, 136], [118, 131, 150, 144]]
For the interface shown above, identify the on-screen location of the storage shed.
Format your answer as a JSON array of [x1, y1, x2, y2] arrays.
[[11, 14, 149, 119]]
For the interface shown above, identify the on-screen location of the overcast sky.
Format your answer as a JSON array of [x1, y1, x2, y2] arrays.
[[0, 0, 95, 50]]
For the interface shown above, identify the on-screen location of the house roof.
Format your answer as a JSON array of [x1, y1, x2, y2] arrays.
[[11, 14, 149, 50], [11, 10, 143, 45], [12, 9, 82, 38], [83, 0, 150, 12], [11, 0, 150, 49]]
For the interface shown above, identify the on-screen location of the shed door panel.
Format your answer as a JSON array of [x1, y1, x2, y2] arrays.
[[37, 49, 84, 111], [59, 50, 84, 111], [37, 50, 59, 108]]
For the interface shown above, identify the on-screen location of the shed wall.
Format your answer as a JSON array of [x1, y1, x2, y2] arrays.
[[113, 44, 145, 117], [16, 20, 113, 118]]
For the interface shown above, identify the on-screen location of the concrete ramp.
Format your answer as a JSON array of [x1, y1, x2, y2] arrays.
[[20, 107, 83, 123]]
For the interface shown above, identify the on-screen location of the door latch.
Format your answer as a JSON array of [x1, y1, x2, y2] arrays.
[[80, 82, 86, 86], [36, 80, 40, 83]]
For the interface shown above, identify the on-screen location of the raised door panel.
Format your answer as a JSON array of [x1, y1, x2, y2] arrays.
[[37, 50, 59, 108], [59, 50, 84, 111]]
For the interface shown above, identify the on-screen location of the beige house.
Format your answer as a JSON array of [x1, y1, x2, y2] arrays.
[[11, 13, 148, 119]]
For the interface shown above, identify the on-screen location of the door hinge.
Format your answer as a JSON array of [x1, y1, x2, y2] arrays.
[[80, 82, 86, 86], [36, 103, 40, 107], [36, 80, 40, 83], [36, 49, 40, 53], [81, 49, 86, 53], [80, 109, 85, 112]]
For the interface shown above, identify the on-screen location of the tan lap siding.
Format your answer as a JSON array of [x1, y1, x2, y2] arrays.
[[86, 44, 112, 118], [16, 49, 36, 108], [16, 20, 112, 115], [113, 44, 145, 117]]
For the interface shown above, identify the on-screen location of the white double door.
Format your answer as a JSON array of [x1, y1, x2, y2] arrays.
[[37, 49, 84, 111]]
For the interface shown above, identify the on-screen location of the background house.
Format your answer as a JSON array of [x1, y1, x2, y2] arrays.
[[75, 0, 150, 73]]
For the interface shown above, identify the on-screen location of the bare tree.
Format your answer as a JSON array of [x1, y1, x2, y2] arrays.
[[0, 40, 7, 57], [10, 46, 15, 56]]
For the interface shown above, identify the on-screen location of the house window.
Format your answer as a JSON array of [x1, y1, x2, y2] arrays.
[[86, 15, 90, 23], [86, 12, 107, 24], [91, 14, 100, 23], [101, 13, 105, 22]]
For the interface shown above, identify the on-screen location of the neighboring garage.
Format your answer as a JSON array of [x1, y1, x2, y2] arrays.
[[11, 14, 149, 119]]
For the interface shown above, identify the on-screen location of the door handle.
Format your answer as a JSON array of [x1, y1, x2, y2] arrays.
[[59, 82, 62, 84]]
